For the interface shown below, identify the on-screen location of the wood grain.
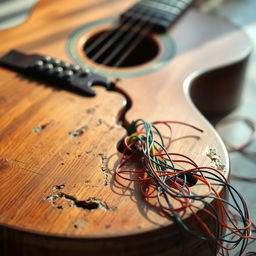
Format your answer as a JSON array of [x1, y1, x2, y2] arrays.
[[0, 0, 252, 255]]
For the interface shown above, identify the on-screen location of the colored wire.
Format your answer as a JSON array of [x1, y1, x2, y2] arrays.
[[115, 119, 256, 255]]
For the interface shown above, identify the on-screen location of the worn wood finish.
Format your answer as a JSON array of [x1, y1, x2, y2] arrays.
[[0, 0, 252, 255]]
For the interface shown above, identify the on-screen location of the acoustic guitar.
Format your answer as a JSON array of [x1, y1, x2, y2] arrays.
[[0, 0, 252, 255]]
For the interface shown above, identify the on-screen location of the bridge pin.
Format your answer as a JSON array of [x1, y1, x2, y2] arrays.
[[52, 59, 61, 65], [64, 70, 74, 77], [35, 60, 44, 67], [54, 67, 64, 74], [72, 65, 81, 72], [45, 63, 54, 70], [43, 56, 52, 62], [62, 62, 71, 68]]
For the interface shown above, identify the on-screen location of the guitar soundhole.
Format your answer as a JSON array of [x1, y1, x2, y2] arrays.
[[83, 29, 159, 68]]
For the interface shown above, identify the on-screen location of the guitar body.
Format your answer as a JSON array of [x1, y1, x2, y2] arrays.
[[0, 0, 251, 255]]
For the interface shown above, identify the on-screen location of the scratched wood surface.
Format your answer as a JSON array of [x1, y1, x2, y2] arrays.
[[0, 0, 252, 255]]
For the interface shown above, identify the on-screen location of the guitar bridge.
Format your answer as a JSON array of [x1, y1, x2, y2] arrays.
[[0, 50, 112, 96]]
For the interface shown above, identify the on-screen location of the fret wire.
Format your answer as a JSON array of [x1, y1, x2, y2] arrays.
[[142, 0, 192, 7], [124, 12, 173, 24], [153, 0, 193, 8], [139, 1, 182, 16], [139, 0, 192, 17]]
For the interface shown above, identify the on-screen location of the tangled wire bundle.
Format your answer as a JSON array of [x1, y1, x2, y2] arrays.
[[115, 119, 256, 256]]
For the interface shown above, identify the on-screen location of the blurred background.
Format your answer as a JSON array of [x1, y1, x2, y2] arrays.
[[1, 0, 255, 254]]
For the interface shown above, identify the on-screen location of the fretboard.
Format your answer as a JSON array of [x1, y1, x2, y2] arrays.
[[120, 0, 193, 33]]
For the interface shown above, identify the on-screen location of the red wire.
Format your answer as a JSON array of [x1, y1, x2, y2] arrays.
[[115, 119, 255, 254]]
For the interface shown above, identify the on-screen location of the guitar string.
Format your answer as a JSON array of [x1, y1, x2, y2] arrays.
[[96, 13, 163, 77], [111, 3, 197, 68], [84, 0, 184, 62], [102, 0, 186, 69], [83, 21, 123, 57], [90, 9, 156, 69], [101, 10, 164, 68], [100, 16, 150, 67], [88, 3, 180, 75], [103, 0, 194, 70], [84, 7, 149, 62], [84, 15, 137, 60], [110, 19, 155, 68], [102, 8, 177, 75]]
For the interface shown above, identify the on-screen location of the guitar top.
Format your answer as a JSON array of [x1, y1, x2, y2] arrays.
[[0, 0, 252, 255]]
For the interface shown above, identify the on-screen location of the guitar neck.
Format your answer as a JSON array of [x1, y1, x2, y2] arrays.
[[120, 0, 193, 33]]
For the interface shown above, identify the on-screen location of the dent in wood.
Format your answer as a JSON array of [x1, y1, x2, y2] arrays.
[[45, 184, 116, 211], [86, 105, 99, 114], [68, 126, 89, 137], [98, 153, 109, 186], [32, 122, 51, 132], [206, 147, 225, 170], [0, 158, 9, 171], [73, 219, 88, 230], [85, 149, 93, 154]]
